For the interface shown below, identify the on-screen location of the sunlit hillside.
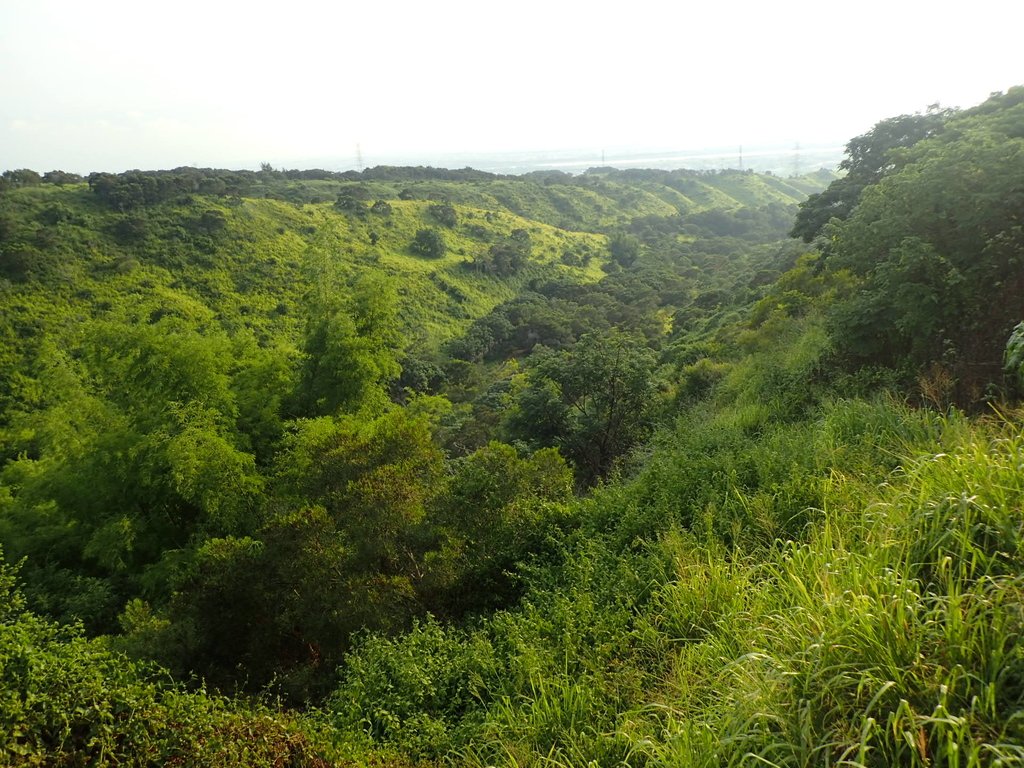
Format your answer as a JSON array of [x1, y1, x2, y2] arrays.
[[2, 86, 1024, 766]]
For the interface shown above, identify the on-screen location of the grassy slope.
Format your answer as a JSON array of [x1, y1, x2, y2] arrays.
[[0, 186, 606, 387], [338, 169, 832, 230], [0, 168, 828, 380]]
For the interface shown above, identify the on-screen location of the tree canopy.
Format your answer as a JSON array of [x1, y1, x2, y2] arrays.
[[790, 107, 953, 243]]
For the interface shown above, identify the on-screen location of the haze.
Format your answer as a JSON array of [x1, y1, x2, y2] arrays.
[[2, 0, 1021, 174]]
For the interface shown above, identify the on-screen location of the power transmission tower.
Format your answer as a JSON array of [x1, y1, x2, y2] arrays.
[[738, 145, 744, 171], [792, 141, 801, 177], [355, 143, 364, 171]]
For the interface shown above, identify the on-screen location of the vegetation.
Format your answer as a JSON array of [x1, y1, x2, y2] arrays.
[[1, 86, 1023, 765], [0, 547, 333, 766]]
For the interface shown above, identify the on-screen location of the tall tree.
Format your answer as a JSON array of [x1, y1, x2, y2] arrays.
[[791, 107, 954, 243], [298, 276, 404, 416], [825, 88, 1024, 400], [508, 331, 657, 484]]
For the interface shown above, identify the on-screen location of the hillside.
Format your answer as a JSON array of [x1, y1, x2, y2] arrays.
[[3, 86, 1024, 767]]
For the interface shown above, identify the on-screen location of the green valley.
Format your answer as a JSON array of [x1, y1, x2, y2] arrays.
[[1, 86, 1024, 766]]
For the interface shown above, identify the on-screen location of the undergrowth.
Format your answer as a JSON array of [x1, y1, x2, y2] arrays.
[[329, 399, 1024, 766]]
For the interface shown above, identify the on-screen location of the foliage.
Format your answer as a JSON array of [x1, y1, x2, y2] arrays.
[[823, 87, 1024, 401], [410, 227, 446, 259], [607, 231, 641, 267], [791, 106, 953, 242], [330, 618, 500, 759], [427, 202, 458, 228], [13, 100, 1024, 766], [3, 156, 744, 663], [445, 264, 680, 365], [330, 399, 1024, 767], [370, 199, 393, 216], [0, 547, 333, 766], [0, 169, 43, 189], [297, 275, 405, 416], [42, 170, 84, 186], [144, 404, 448, 700], [424, 442, 573, 616], [333, 193, 368, 216], [473, 228, 532, 276], [507, 331, 657, 485], [1006, 321, 1024, 392]]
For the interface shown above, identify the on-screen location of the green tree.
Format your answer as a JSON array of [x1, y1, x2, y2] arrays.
[[425, 442, 572, 615], [298, 276, 404, 415], [825, 87, 1024, 400], [428, 202, 458, 228], [334, 193, 368, 216], [411, 228, 447, 259], [274, 404, 445, 573], [508, 331, 657, 484], [0, 169, 42, 189], [476, 228, 531, 275], [154, 403, 449, 700], [791, 107, 953, 243], [608, 231, 641, 267], [41, 170, 83, 186], [0, 315, 265, 633]]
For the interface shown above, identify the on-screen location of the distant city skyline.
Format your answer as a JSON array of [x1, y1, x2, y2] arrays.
[[1, 0, 1021, 174]]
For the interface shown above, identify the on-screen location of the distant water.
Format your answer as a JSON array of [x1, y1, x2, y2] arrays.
[[297, 144, 845, 177]]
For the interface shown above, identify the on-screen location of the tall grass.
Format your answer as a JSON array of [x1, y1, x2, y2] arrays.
[[637, 406, 1024, 767]]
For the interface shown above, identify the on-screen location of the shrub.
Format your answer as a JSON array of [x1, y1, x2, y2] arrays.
[[411, 228, 446, 259], [0, 548, 332, 766]]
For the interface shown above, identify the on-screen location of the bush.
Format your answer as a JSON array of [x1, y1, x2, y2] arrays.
[[428, 202, 457, 228], [0, 548, 332, 766], [411, 228, 446, 259], [370, 199, 393, 216], [330, 619, 498, 759]]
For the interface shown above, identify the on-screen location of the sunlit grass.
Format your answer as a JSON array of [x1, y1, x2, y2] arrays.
[[330, 402, 1024, 767]]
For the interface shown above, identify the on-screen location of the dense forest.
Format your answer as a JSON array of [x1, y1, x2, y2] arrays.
[[1, 86, 1023, 766]]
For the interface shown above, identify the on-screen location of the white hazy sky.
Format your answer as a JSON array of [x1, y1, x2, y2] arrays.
[[1, 0, 1021, 173]]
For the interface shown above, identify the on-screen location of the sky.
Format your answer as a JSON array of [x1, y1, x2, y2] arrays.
[[1, 0, 1022, 174]]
